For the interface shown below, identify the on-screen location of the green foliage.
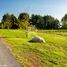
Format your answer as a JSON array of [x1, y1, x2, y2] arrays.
[[1, 13, 18, 29], [18, 21, 30, 29], [31, 15, 44, 29], [10, 14, 19, 29], [18, 13, 30, 29], [0, 12, 62, 29], [1, 13, 12, 29], [61, 14, 67, 28], [31, 15, 60, 29], [1, 12, 30, 29], [18, 13, 29, 22]]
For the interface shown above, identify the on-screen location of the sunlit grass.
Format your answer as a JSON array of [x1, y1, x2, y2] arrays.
[[0, 29, 67, 67]]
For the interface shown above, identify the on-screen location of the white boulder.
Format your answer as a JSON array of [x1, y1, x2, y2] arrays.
[[29, 36, 45, 43]]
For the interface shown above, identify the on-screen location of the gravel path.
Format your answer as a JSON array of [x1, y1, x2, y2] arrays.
[[0, 38, 23, 67]]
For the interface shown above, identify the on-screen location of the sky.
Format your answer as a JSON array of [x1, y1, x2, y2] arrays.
[[0, 0, 67, 21]]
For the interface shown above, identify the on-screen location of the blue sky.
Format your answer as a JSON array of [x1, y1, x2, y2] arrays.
[[0, 0, 67, 21]]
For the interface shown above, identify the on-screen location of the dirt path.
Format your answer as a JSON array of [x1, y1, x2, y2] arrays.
[[0, 38, 23, 67]]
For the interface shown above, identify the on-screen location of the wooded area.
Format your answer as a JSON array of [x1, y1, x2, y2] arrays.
[[0, 12, 67, 29]]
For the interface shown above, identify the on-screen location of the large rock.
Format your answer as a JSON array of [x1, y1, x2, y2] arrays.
[[29, 36, 45, 43]]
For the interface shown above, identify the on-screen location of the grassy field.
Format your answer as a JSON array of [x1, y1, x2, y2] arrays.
[[0, 29, 67, 67]]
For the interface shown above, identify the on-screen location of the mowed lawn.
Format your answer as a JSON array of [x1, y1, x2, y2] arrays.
[[0, 29, 67, 67]]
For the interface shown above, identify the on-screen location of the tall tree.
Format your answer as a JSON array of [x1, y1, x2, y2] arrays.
[[2, 13, 12, 29], [31, 15, 44, 29], [31, 15, 60, 29], [18, 12, 30, 29], [1, 13, 18, 29], [10, 14, 19, 29], [43, 15, 60, 29], [61, 14, 67, 28], [43, 15, 55, 29]]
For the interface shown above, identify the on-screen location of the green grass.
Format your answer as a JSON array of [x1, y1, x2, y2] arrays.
[[0, 29, 67, 67]]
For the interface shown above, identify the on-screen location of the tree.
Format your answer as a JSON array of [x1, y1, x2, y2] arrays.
[[43, 15, 55, 29], [1, 13, 12, 29], [52, 19, 61, 29], [1, 12, 60, 29], [61, 14, 67, 28], [18, 12, 30, 29], [0, 23, 3, 29], [31, 15, 60, 29], [31, 14, 44, 29], [1, 13, 18, 29], [43, 15, 60, 29], [18, 13, 29, 22], [10, 14, 19, 29]]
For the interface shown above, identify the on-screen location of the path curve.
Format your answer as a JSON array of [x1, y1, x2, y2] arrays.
[[0, 38, 23, 67]]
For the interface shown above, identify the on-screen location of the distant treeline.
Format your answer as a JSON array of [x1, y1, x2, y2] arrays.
[[0, 12, 67, 29]]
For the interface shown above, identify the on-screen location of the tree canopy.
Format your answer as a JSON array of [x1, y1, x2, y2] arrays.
[[18, 13, 30, 29], [30, 15, 60, 29], [61, 14, 67, 28], [1, 13, 18, 29], [0, 12, 65, 29]]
